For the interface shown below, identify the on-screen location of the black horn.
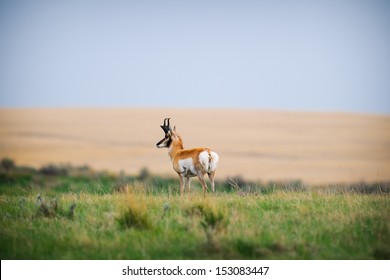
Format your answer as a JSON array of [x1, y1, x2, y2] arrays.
[[166, 118, 171, 130], [160, 124, 168, 133], [160, 118, 171, 133]]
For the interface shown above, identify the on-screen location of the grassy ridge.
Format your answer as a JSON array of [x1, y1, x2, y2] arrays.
[[0, 161, 389, 259]]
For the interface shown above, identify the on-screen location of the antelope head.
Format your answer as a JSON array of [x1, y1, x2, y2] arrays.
[[156, 118, 173, 148]]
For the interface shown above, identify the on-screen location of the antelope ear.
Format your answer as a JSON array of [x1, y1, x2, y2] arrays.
[[173, 126, 176, 132]]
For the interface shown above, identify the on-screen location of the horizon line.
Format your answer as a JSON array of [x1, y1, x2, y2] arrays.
[[0, 105, 389, 117]]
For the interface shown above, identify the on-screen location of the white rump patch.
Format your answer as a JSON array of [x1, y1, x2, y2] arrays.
[[199, 150, 219, 173], [199, 151, 210, 171], [209, 151, 219, 172]]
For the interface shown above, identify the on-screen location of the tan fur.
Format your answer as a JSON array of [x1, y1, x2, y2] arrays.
[[171, 147, 210, 175]]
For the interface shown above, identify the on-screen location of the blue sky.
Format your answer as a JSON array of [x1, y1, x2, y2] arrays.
[[0, 0, 389, 114]]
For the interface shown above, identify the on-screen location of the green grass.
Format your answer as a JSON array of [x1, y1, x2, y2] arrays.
[[0, 161, 389, 260], [1, 189, 389, 259]]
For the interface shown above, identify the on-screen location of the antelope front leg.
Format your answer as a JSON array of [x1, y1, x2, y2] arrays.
[[186, 177, 192, 195], [179, 175, 185, 195]]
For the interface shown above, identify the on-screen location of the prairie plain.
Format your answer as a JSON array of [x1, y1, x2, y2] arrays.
[[0, 108, 389, 260], [0, 108, 389, 185]]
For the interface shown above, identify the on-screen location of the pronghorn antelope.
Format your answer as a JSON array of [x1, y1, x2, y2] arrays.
[[156, 118, 219, 196]]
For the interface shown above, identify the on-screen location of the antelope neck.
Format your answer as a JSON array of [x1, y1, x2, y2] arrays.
[[168, 138, 184, 161]]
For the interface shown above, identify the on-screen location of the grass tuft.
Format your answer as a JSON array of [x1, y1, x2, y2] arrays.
[[116, 194, 150, 230]]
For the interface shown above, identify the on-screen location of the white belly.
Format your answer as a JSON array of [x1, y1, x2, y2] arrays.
[[178, 158, 197, 177]]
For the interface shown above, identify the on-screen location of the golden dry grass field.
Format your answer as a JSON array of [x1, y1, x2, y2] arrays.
[[0, 108, 389, 185]]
